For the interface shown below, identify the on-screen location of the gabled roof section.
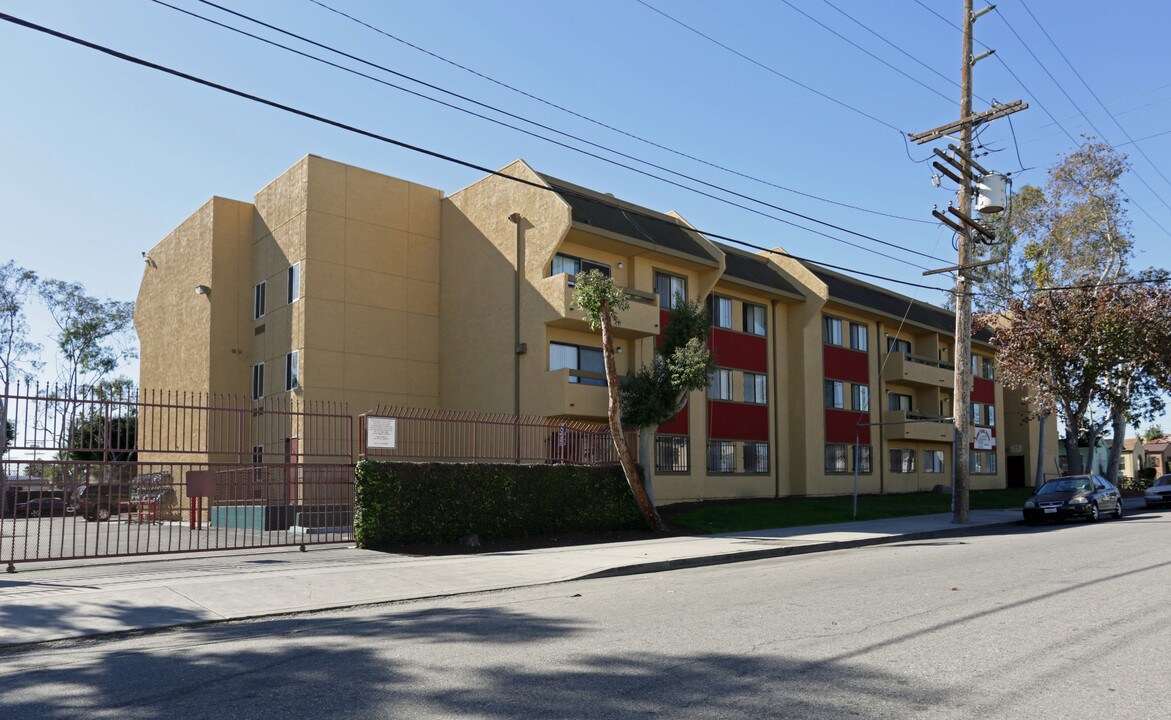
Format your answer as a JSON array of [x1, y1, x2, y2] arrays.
[[716, 243, 804, 300], [535, 172, 719, 265], [809, 265, 993, 343]]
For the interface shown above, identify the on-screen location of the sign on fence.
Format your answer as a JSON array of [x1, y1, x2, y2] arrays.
[[366, 417, 397, 449]]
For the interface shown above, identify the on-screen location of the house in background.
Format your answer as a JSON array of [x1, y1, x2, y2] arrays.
[[1144, 437, 1171, 475], [135, 154, 1058, 502], [1119, 438, 1147, 481]]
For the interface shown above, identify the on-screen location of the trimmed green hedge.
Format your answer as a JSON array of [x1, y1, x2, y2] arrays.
[[354, 461, 645, 547]]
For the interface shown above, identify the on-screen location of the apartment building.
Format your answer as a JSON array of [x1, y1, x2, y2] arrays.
[[136, 154, 1056, 501]]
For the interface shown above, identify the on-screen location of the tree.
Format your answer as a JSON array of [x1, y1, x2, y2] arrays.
[[38, 279, 136, 397], [0, 261, 42, 389], [985, 280, 1171, 480], [619, 296, 714, 505], [1141, 425, 1165, 443], [974, 139, 1143, 484], [573, 270, 661, 530]]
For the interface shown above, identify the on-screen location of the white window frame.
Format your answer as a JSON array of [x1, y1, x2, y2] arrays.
[[252, 363, 264, 400], [825, 380, 844, 409], [655, 272, 687, 309], [924, 450, 945, 473], [744, 372, 767, 404], [285, 351, 299, 391], [823, 316, 843, 346], [852, 384, 870, 412], [287, 263, 301, 304], [849, 322, 868, 351], [708, 368, 733, 401], [744, 303, 766, 336], [254, 281, 266, 320], [710, 295, 733, 329]]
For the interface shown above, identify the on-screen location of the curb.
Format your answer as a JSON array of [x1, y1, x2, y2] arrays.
[[578, 520, 1023, 580]]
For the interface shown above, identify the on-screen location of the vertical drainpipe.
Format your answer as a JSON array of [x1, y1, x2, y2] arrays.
[[509, 213, 524, 463], [771, 300, 781, 499], [876, 320, 885, 495]]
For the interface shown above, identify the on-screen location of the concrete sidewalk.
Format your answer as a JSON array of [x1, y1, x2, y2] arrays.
[[0, 510, 1023, 648]]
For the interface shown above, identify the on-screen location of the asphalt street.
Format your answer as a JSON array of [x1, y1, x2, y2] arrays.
[[1, 512, 1168, 719]]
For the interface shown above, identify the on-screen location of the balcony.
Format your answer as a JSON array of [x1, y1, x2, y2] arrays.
[[882, 352, 954, 388], [537, 274, 660, 338], [530, 367, 610, 419], [882, 410, 953, 442]]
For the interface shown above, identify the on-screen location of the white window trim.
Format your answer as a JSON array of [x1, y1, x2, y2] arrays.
[[287, 262, 301, 304], [252, 362, 264, 400], [254, 281, 266, 320], [285, 351, 300, 391]]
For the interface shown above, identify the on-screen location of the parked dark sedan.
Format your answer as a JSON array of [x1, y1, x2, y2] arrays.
[[12, 498, 71, 518], [1144, 474, 1171, 509], [1023, 474, 1123, 524]]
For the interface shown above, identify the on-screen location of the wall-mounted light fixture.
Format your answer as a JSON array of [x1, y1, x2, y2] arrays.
[[617, 262, 624, 269], [194, 284, 210, 295]]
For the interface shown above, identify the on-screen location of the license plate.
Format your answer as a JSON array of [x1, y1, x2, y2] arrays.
[[1043, 508, 1057, 514]]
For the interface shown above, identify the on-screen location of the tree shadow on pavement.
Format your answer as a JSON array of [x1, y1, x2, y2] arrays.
[[0, 603, 949, 720]]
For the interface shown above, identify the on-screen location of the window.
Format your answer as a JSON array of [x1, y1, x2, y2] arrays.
[[972, 402, 984, 427], [744, 372, 767, 404], [252, 363, 264, 400], [825, 443, 849, 473], [253, 281, 266, 319], [552, 253, 610, 278], [550, 342, 605, 386], [744, 303, 766, 336], [708, 441, 736, 473], [888, 393, 912, 412], [849, 322, 868, 351], [851, 384, 870, 412], [285, 351, 300, 391], [655, 436, 689, 473], [709, 295, 733, 329], [824, 380, 844, 409], [655, 272, 687, 309], [887, 336, 911, 354], [823, 316, 843, 346], [854, 445, 872, 474], [251, 445, 264, 464], [287, 263, 301, 304], [744, 442, 769, 473], [971, 355, 982, 377], [982, 357, 995, 380], [889, 448, 916, 473], [970, 450, 997, 474], [924, 450, 945, 473], [986, 404, 996, 427], [708, 368, 733, 400]]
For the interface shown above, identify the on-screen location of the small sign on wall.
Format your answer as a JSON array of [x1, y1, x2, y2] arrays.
[[367, 417, 397, 449], [1010, 444, 1023, 454], [974, 428, 995, 450]]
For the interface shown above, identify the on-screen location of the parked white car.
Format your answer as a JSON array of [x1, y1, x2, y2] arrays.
[[1144, 474, 1171, 509]]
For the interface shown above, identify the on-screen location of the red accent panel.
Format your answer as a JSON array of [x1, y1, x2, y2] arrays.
[[658, 403, 689, 435], [656, 309, 671, 350], [825, 409, 871, 444], [823, 345, 869, 383], [710, 328, 767, 373], [708, 401, 769, 441], [972, 377, 995, 403]]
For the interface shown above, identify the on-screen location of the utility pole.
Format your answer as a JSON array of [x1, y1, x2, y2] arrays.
[[910, 1, 1025, 524]]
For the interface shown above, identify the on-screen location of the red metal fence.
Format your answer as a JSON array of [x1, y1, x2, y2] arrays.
[[1, 383, 354, 570], [359, 406, 632, 465]]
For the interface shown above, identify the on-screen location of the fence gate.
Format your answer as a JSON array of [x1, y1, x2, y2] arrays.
[[0, 384, 355, 571]]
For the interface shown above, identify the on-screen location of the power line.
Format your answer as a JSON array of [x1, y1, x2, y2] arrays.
[[307, 0, 932, 226], [634, 0, 907, 134], [1017, 0, 1171, 198], [0, 10, 955, 297], [1115, 129, 1171, 148], [911, 0, 1171, 238], [777, 0, 956, 105], [993, 6, 1171, 234], [172, 0, 947, 266]]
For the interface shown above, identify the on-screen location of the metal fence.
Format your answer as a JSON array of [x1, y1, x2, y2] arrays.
[[359, 406, 632, 465], [1, 383, 355, 570]]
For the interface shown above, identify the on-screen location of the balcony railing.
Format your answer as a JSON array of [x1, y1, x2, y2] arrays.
[[539, 274, 660, 338], [882, 352, 955, 388]]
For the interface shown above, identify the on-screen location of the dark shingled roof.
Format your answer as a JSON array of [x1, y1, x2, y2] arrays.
[[537, 173, 717, 264], [810, 266, 992, 342], [718, 244, 803, 298]]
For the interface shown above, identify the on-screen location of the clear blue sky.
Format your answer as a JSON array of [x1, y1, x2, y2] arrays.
[[2, 0, 1169, 434]]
